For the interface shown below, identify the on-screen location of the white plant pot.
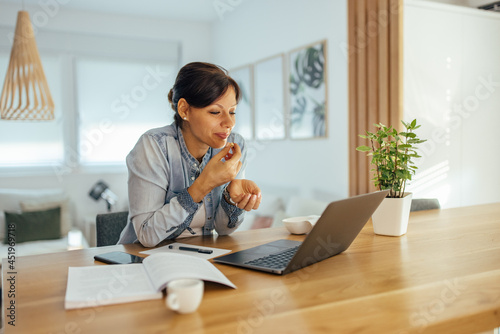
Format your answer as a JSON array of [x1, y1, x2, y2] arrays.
[[372, 192, 413, 236]]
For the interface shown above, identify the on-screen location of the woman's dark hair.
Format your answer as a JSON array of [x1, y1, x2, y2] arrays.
[[168, 62, 241, 128]]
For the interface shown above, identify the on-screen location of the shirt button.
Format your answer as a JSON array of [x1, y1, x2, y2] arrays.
[[193, 163, 197, 168], [191, 176, 195, 181], [207, 198, 211, 202]]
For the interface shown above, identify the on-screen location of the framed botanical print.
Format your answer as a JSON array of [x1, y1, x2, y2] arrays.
[[288, 40, 327, 139]]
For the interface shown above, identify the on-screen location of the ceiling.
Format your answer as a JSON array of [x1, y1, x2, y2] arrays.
[[2, 0, 494, 24], [0, 0, 220, 22]]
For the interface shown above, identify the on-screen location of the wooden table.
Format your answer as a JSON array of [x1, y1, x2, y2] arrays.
[[3, 203, 500, 334]]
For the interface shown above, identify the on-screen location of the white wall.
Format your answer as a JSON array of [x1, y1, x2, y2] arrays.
[[0, 2, 212, 235], [211, 0, 349, 202], [417, 0, 470, 6], [416, 0, 490, 8], [404, 0, 500, 208]]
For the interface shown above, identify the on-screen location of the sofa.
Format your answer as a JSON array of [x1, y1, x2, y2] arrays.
[[0, 188, 87, 262]]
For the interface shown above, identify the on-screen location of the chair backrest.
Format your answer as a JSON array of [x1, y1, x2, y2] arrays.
[[95, 211, 129, 246], [410, 198, 440, 212]]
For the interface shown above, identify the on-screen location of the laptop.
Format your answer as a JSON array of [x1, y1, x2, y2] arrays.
[[213, 190, 389, 275]]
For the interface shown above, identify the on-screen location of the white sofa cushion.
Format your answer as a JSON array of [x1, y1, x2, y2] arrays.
[[237, 194, 286, 231], [284, 196, 330, 218], [0, 189, 72, 239], [0, 229, 88, 260]]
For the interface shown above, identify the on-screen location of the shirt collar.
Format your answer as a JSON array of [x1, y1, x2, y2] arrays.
[[175, 124, 212, 168]]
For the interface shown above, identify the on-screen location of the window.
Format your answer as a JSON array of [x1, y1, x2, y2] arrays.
[[0, 53, 64, 167], [75, 58, 175, 165], [0, 29, 179, 172]]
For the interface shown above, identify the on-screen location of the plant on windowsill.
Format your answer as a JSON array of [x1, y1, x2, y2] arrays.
[[356, 119, 426, 236]]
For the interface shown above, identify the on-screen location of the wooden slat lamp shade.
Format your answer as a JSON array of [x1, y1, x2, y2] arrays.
[[0, 11, 54, 121]]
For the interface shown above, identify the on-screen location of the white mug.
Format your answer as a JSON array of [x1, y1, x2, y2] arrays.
[[166, 279, 204, 314]]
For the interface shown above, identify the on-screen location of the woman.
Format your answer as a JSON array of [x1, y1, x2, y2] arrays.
[[118, 62, 261, 247]]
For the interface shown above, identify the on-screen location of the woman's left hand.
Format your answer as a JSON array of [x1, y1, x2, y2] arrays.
[[226, 179, 262, 211]]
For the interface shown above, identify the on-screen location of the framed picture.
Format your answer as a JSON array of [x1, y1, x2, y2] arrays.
[[288, 40, 327, 139], [229, 65, 254, 140], [253, 54, 286, 140]]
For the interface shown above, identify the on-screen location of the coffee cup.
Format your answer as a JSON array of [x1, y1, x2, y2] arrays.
[[166, 278, 204, 314]]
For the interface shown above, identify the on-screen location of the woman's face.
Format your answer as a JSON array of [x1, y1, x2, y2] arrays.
[[182, 86, 237, 157]]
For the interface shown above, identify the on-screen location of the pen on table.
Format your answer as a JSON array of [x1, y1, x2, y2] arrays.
[[168, 245, 213, 254]]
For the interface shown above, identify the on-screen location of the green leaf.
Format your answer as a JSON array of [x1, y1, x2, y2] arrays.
[[356, 145, 371, 152]]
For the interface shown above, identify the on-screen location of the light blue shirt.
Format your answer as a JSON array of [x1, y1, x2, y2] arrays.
[[118, 123, 246, 247]]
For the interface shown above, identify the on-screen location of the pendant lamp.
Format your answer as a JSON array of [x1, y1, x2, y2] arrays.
[[0, 11, 54, 121]]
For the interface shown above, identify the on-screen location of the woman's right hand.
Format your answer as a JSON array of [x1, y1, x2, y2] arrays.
[[188, 143, 242, 202]]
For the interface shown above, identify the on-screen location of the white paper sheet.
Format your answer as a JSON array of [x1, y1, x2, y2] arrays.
[[65, 264, 162, 309], [140, 242, 231, 260]]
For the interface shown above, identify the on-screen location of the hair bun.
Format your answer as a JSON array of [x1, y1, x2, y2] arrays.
[[167, 88, 176, 111], [167, 88, 174, 102]]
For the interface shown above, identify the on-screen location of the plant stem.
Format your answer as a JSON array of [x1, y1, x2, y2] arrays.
[[393, 139, 398, 197], [400, 128, 411, 197], [370, 138, 382, 191]]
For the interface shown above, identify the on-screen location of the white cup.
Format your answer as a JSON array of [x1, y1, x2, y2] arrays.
[[166, 279, 204, 314]]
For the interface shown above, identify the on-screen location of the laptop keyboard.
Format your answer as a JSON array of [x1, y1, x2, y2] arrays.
[[245, 245, 300, 269]]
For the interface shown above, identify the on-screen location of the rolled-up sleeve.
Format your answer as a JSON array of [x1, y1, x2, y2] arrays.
[[214, 193, 245, 235]]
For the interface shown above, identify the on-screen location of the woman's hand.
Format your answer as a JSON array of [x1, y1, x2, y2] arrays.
[[227, 179, 261, 211], [188, 143, 242, 202]]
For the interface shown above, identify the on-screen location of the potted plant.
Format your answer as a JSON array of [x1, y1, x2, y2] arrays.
[[356, 119, 426, 236]]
